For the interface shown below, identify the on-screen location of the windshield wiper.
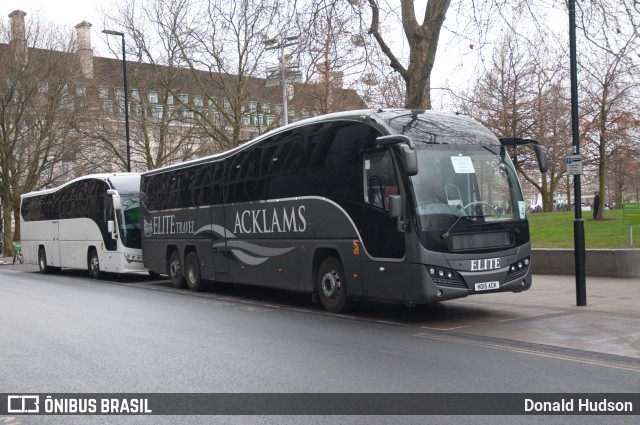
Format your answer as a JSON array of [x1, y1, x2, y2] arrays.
[[494, 221, 521, 234], [441, 215, 479, 239]]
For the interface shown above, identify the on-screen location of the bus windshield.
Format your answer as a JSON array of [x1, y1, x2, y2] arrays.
[[409, 144, 527, 253], [117, 195, 142, 249], [109, 175, 142, 249]]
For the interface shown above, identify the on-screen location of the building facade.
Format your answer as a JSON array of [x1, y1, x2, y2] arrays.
[[3, 10, 367, 179]]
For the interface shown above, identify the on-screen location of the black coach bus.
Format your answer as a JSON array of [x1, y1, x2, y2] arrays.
[[140, 109, 547, 312]]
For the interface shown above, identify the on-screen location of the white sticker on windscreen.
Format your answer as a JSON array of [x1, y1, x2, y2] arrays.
[[450, 156, 475, 173]]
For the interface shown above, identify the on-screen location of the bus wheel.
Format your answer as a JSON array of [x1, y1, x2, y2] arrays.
[[168, 250, 186, 289], [185, 251, 204, 292], [88, 249, 101, 279], [317, 257, 351, 313], [38, 248, 50, 274]]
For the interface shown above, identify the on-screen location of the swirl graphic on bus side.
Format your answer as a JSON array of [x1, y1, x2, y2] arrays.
[[193, 224, 295, 265]]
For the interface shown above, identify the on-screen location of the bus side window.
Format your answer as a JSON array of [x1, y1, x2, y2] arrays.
[[363, 149, 398, 211]]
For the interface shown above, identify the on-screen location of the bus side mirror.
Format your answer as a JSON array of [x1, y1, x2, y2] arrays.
[[499, 137, 547, 174], [107, 189, 122, 210], [107, 220, 117, 239], [376, 135, 418, 176], [388, 195, 401, 219], [534, 145, 548, 173], [400, 144, 418, 176]]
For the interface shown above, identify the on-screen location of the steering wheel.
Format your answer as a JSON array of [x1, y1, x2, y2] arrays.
[[462, 201, 501, 217]]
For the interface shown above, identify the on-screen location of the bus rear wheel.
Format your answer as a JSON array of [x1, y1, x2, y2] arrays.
[[185, 251, 204, 292], [168, 250, 186, 289], [38, 248, 50, 274], [88, 249, 101, 279], [317, 257, 351, 313]]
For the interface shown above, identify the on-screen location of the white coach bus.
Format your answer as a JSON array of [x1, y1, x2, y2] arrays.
[[20, 173, 145, 277]]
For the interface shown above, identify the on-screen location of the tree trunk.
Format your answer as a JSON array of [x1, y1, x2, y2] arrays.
[[367, 0, 451, 110]]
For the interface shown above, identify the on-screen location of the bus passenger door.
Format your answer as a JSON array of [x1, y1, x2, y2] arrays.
[[42, 220, 61, 267], [360, 149, 407, 300]]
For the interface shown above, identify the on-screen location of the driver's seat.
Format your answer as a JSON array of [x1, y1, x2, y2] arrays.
[[445, 184, 463, 209]]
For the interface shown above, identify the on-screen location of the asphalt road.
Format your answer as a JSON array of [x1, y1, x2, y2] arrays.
[[1, 266, 638, 424]]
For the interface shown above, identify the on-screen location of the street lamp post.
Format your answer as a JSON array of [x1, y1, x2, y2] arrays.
[[264, 35, 300, 126], [102, 29, 131, 172]]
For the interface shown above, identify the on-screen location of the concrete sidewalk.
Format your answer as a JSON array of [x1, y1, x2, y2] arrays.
[[448, 274, 640, 359], [468, 274, 640, 316]]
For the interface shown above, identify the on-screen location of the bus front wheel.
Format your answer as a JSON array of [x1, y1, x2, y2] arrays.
[[317, 257, 351, 313], [168, 250, 186, 289], [38, 248, 50, 274], [88, 249, 101, 279], [185, 251, 204, 292]]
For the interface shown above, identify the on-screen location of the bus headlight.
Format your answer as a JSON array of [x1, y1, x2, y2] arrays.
[[426, 265, 465, 287], [124, 253, 143, 263]]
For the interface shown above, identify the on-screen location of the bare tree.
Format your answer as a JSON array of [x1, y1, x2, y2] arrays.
[[79, 0, 209, 172], [293, 0, 371, 112], [0, 12, 84, 254], [578, 42, 639, 219], [363, 0, 451, 109], [460, 30, 571, 212], [176, 0, 290, 151]]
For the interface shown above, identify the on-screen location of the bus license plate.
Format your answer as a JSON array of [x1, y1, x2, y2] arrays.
[[475, 281, 499, 291]]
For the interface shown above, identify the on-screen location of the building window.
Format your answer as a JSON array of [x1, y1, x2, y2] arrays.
[[262, 102, 270, 113], [167, 93, 174, 105], [152, 105, 163, 119], [76, 84, 86, 97], [249, 101, 258, 111], [194, 95, 203, 108], [265, 115, 274, 125], [148, 90, 158, 104], [179, 93, 188, 104], [38, 80, 49, 93], [115, 87, 124, 100], [223, 99, 230, 109], [99, 86, 109, 99], [275, 104, 282, 114], [102, 100, 113, 114], [131, 89, 140, 101]]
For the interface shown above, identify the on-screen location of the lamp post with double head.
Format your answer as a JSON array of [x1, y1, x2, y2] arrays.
[[264, 35, 300, 126], [102, 29, 131, 172]]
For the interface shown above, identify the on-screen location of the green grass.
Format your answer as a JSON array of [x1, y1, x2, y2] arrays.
[[528, 209, 640, 248]]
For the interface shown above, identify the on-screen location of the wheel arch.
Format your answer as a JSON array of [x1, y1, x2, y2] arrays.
[[165, 244, 180, 274]]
